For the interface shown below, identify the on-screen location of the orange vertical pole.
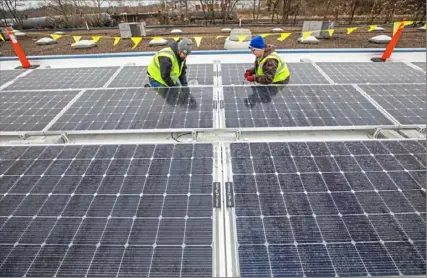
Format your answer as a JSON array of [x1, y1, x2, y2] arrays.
[[6, 27, 31, 69], [380, 20, 406, 61]]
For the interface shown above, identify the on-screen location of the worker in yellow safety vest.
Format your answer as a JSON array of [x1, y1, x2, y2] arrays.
[[147, 38, 193, 87], [244, 35, 290, 84]]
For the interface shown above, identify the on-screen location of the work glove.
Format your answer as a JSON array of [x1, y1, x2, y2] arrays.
[[244, 71, 252, 78], [246, 75, 255, 82]]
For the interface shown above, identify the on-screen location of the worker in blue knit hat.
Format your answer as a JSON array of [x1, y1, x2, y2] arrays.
[[244, 35, 290, 84]]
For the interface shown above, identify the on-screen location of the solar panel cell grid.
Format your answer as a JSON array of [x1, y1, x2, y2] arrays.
[[48, 87, 213, 131], [316, 62, 426, 84], [4, 67, 120, 90], [412, 62, 426, 71], [107, 64, 214, 88], [0, 70, 24, 85], [0, 143, 213, 277], [231, 140, 426, 277], [221, 63, 330, 85], [108, 66, 148, 88], [0, 90, 77, 132], [185, 64, 215, 85], [358, 84, 426, 125], [223, 85, 394, 128]]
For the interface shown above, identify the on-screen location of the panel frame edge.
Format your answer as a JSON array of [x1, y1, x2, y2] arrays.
[[221, 142, 240, 277]]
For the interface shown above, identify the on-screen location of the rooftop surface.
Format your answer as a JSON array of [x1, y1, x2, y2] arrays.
[[0, 48, 425, 277]]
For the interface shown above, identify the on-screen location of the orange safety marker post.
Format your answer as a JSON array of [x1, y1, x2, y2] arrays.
[[5, 27, 39, 69], [371, 19, 406, 62]]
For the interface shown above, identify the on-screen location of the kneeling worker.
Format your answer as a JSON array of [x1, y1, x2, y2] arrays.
[[244, 35, 290, 84], [147, 38, 193, 87]]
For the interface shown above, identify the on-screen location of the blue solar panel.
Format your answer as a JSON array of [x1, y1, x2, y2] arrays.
[[0, 90, 77, 132], [223, 85, 394, 128], [412, 62, 426, 72], [231, 140, 426, 277], [3, 67, 120, 90], [316, 62, 425, 84], [107, 64, 214, 88], [48, 87, 213, 131], [358, 84, 426, 126], [221, 63, 330, 85], [0, 70, 24, 86], [0, 143, 213, 277]]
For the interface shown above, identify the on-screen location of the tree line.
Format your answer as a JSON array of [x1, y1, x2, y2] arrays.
[[1, 0, 425, 28]]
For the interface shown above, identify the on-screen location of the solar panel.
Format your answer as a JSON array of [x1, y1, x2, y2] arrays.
[[315, 62, 425, 84], [223, 85, 394, 128], [0, 90, 77, 132], [412, 62, 426, 71], [4, 67, 120, 90], [186, 64, 215, 85], [107, 66, 148, 88], [48, 87, 213, 131], [230, 139, 426, 277], [358, 84, 426, 125], [221, 63, 330, 85], [107, 64, 214, 88], [0, 70, 24, 85], [0, 143, 213, 277]]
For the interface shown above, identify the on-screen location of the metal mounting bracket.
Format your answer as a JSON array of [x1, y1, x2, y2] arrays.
[[236, 130, 242, 141], [417, 127, 426, 134]]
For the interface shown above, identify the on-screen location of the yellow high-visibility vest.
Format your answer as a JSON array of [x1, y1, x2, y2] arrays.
[[147, 47, 184, 86], [256, 52, 290, 83]]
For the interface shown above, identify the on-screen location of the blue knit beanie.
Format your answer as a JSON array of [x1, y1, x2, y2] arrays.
[[249, 35, 265, 50]]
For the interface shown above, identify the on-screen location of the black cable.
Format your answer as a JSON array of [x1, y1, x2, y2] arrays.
[[171, 132, 192, 143], [176, 132, 192, 141]]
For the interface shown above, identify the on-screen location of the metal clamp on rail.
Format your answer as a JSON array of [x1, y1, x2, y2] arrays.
[[213, 182, 221, 208]]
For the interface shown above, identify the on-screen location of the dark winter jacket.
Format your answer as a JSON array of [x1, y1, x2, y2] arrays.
[[157, 40, 188, 87], [247, 45, 289, 85]]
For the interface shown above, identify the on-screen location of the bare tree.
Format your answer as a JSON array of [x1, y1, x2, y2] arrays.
[[256, 0, 261, 21], [0, 0, 24, 27], [199, 0, 215, 23], [71, 0, 86, 15], [91, 0, 105, 14], [44, 0, 71, 24], [109, 0, 127, 13], [280, 0, 294, 24], [220, 0, 239, 23], [182, 0, 188, 16], [290, 0, 306, 24], [266, 0, 280, 23], [348, 0, 361, 24], [407, 0, 426, 21], [331, 0, 346, 22], [368, 0, 385, 23], [0, 2, 9, 27], [383, 0, 405, 23], [323, 0, 331, 20], [252, 0, 256, 20]]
